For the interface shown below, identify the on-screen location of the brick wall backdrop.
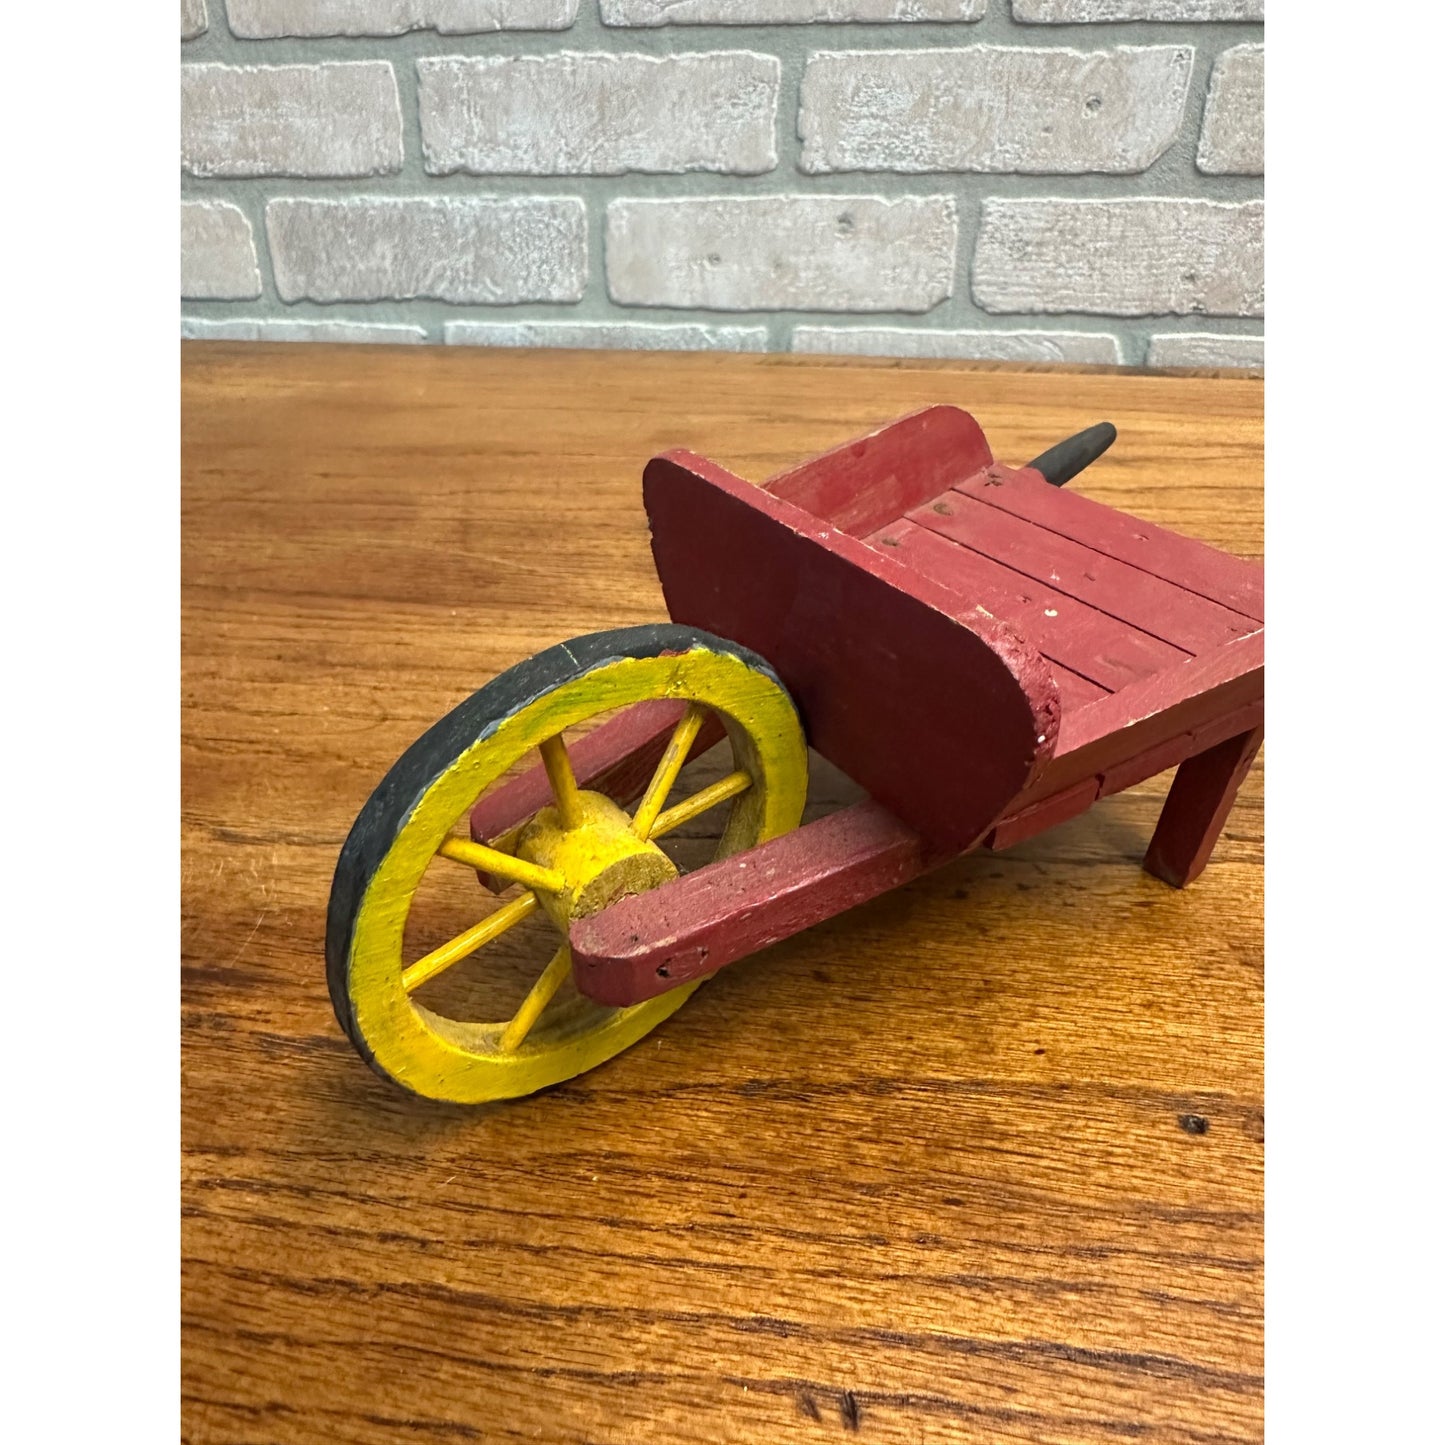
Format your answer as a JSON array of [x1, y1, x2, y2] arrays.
[[179, 2, 1263, 367]]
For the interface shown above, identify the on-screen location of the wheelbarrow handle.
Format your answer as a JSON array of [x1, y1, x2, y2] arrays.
[[1026, 421, 1117, 487]]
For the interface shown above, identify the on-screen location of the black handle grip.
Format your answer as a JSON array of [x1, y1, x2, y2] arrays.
[[1026, 422, 1117, 487]]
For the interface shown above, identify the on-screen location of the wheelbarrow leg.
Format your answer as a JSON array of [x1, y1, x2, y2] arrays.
[[1144, 725, 1263, 889]]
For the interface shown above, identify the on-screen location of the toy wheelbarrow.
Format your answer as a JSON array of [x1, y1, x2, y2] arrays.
[[327, 406, 1263, 1104]]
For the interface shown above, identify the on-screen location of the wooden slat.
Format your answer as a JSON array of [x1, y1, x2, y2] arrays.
[[911, 493, 1259, 655], [1097, 699, 1264, 799], [1187, 697, 1266, 756], [1013, 630, 1263, 810], [992, 699, 1265, 850], [966, 462, 1263, 621], [1062, 629, 1263, 757], [1096, 732, 1194, 801], [867, 519, 1182, 697], [1039, 662, 1106, 716], [986, 776, 1102, 852]]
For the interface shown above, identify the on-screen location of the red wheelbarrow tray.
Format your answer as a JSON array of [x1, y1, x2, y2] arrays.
[[467, 405, 1265, 1010]]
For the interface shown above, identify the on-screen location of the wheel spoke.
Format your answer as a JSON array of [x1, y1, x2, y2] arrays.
[[539, 733, 584, 830], [436, 836, 565, 894], [632, 704, 707, 838], [497, 943, 574, 1054], [649, 769, 752, 840], [402, 892, 539, 994]]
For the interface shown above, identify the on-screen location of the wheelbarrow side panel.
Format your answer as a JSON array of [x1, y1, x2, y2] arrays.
[[644, 449, 1060, 854]]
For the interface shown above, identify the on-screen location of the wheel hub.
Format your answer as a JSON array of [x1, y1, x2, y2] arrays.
[[514, 791, 678, 933]]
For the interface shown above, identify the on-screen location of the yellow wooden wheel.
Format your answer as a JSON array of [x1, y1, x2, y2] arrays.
[[326, 625, 808, 1103]]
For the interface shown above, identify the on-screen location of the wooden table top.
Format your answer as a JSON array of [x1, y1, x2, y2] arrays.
[[182, 344, 1263, 1445]]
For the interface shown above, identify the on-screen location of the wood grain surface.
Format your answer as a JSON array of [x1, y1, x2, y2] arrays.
[[182, 344, 1263, 1445]]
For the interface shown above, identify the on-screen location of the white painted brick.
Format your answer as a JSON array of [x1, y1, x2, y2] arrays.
[[224, 1, 578, 36], [973, 199, 1262, 317], [182, 0, 208, 39], [602, 1, 984, 22], [793, 326, 1122, 364], [181, 201, 261, 300], [182, 64, 402, 179], [444, 321, 768, 351], [1147, 332, 1263, 368], [801, 47, 1190, 175], [266, 197, 587, 304], [607, 196, 956, 313], [420, 53, 777, 177], [181, 318, 427, 343], [1198, 44, 1263, 175], [1013, 1, 1262, 19]]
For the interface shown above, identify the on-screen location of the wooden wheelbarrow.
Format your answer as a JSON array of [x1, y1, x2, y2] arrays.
[[327, 406, 1263, 1104]]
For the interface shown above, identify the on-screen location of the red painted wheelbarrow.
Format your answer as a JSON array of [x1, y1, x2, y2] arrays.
[[327, 406, 1263, 1103]]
